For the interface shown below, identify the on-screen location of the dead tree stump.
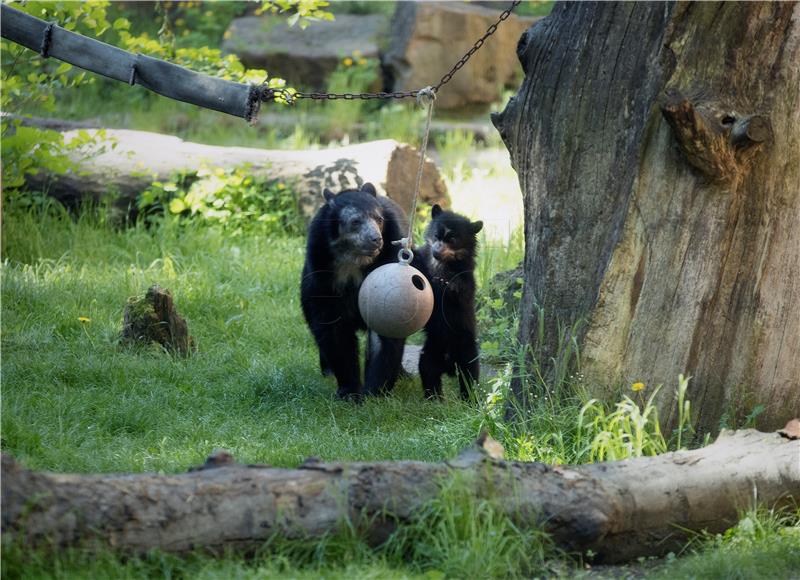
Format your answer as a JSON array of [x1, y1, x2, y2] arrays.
[[121, 285, 194, 355]]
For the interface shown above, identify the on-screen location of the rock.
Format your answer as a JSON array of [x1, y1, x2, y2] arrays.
[[121, 285, 194, 356], [385, 144, 449, 219], [24, 128, 449, 220], [384, 2, 540, 110], [222, 13, 389, 90]]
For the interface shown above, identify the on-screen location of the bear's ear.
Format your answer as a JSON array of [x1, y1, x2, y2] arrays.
[[471, 220, 484, 234], [323, 188, 336, 205], [361, 182, 377, 196], [431, 204, 443, 218]]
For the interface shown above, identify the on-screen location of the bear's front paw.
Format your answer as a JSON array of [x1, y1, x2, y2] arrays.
[[335, 387, 363, 403]]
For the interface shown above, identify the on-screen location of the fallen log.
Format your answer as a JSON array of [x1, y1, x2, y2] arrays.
[[2, 429, 798, 562], [23, 128, 449, 220]]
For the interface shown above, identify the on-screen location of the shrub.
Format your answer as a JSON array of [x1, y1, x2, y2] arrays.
[[138, 164, 304, 236]]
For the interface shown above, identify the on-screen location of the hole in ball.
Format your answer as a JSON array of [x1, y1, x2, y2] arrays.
[[411, 275, 425, 291]]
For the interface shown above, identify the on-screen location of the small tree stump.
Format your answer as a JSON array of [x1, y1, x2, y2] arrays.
[[121, 285, 194, 355]]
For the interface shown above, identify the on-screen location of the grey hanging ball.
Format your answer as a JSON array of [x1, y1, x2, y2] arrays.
[[358, 250, 433, 339]]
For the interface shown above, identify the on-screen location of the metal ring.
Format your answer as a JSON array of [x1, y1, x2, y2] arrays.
[[398, 248, 413, 264]]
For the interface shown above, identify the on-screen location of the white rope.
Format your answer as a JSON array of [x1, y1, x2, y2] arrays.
[[394, 86, 436, 261]]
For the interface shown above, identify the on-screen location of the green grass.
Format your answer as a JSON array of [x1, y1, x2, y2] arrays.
[[649, 507, 800, 580], [1, 205, 487, 474], [3, 205, 798, 579]]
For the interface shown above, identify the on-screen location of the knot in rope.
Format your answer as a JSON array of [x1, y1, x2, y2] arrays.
[[416, 86, 436, 108]]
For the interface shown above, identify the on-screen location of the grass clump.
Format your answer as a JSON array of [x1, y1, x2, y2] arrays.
[[576, 374, 695, 462], [385, 475, 556, 578], [651, 506, 800, 580]]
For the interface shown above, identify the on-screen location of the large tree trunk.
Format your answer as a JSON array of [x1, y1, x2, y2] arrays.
[[492, 2, 800, 433], [2, 430, 798, 563]]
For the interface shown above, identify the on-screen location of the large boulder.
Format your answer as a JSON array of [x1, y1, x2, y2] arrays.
[[24, 128, 449, 219], [383, 2, 539, 110], [222, 13, 389, 90]]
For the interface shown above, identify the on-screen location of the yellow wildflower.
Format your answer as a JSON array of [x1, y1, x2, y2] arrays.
[[78, 316, 91, 323], [358, 58, 367, 66], [631, 382, 645, 392], [343, 57, 353, 67]]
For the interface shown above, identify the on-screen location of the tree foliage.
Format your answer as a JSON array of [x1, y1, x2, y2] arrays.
[[1, 0, 332, 195]]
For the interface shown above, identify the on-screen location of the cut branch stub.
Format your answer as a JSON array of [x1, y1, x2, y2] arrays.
[[659, 89, 770, 183], [121, 285, 194, 356], [730, 115, 770, 148]]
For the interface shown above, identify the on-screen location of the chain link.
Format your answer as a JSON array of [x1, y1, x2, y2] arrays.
[[263, 0, 522, 104]]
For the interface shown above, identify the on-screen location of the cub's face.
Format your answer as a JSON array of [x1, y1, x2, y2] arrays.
[[425, 205, 483, 263]]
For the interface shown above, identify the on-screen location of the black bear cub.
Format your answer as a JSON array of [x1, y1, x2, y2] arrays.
[[414, 205, 483, 400], [300, 183, 408, 401]]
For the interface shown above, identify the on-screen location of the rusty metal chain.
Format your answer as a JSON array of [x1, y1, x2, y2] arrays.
[[263, 0, 522, 104]]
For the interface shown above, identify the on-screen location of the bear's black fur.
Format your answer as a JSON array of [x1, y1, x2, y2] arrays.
[[414, 205, 483, 400], [300, 183, 409, 400]]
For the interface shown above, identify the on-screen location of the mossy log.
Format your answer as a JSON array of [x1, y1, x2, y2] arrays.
[[3, 429, 798, 563], [121, 285, 194, 355]]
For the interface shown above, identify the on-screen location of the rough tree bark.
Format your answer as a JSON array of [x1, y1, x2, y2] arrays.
[[492, 2, 800, 432], [2, 430, 798, 563]]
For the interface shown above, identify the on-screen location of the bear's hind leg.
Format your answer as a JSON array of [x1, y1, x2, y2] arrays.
[[419, 339, 446, 400], [314, 325, 362, 400], [364, 331, 404, 396]]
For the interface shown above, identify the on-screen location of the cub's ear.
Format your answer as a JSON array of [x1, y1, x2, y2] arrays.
[[361, 182, 377, 196], [471, 220, 484, 234], [431, 204, 443, 218], [323, 188, 336, 204]]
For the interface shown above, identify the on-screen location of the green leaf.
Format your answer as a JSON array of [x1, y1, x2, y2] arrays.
[[55, 63, 72, 75], [113, 18, 130, 31], [169, 198, 187, 214]]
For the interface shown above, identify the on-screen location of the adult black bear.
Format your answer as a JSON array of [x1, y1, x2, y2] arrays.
[[414, 205, 483, 400], [300, 183, 408, 400]]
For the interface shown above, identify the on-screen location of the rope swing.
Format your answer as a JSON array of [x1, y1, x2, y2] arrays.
[[358, 87, 438, 339]]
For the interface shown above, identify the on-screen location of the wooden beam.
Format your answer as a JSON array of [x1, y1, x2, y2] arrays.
[[0, 5, 258, 121]]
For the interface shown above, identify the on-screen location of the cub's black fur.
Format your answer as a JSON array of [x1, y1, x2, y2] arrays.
[[300, 183, 408, 400], [414, 205, 483, 400]]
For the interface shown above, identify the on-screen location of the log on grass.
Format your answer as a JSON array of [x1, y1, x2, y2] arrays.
[[24, 129, 449, 220], [3, 429, 799, 563]]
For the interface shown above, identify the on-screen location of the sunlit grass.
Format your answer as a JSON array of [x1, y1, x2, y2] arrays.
[[3, 205, 796, 578], [1, 204, 483, 474]]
